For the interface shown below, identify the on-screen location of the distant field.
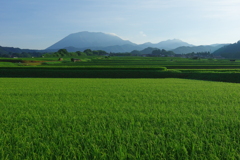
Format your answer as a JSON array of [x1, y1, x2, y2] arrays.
[[1, 56, 240, 82], [1, 78, 240, 159], [1, 56, 240, 68]]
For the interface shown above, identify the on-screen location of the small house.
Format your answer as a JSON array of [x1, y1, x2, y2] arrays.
[[71, 58, 81, 62]]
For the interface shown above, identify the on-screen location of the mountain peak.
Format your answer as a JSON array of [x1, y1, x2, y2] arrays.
[[46, 31, 193, 52], [47, 31, 135, 50], [161, 39, 188, 43], [166, 38, 180, 41]]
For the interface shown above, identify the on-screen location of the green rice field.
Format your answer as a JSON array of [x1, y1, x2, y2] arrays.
[[1, 56, 240, 83], [1, 78, 240, 159]]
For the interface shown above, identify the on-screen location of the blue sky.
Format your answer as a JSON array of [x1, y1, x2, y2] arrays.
[[1, 0, 240, 49]]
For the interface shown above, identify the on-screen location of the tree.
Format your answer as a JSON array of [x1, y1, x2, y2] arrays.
[[76, 51, 81, 56], [84, 49, 93, 55], [161, 49, 167, 53], [152, 49, 161, 55], [98, 50, 107, 55], [69, 52, 77, 56], [21, 52, 31, 57], [57, 49, 68, 56], [93, 51, 99, 55], [131, 50, 143, 55], [53, 52, 61, 57], [11, 53, 21, 57], [76, 51, 86, 56], [0, 53, 10, 58], [43, 53, 51, 57]]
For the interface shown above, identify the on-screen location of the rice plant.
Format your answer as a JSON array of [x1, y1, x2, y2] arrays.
[[0, 78, 240, 159]]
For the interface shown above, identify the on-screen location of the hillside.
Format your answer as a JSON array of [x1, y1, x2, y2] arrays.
[[46, 31, 136, 50], [171, 44, 227, 54], [213, 41, 240, 58], [131, 47, 160, 55], [0, 46, 41, 57], [46, 31, 193, 53], [2, 31, 233, 55]]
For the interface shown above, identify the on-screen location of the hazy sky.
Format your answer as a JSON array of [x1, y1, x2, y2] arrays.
[[1, 0, 240, 49]]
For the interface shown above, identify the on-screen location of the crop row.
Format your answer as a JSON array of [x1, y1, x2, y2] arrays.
[[1, 68, 240, 82]]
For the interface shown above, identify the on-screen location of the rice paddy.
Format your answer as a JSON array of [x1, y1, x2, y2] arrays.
[[1, 78, 240, 159]]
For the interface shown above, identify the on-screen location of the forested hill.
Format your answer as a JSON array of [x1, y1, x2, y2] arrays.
[[0, 46, 42, 57], [171, 44, 227, 54], [213, 41, 240, 58], [130, 47, 160, 55]]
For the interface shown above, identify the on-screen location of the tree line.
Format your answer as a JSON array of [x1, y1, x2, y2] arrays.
[[0, 47, 216, 58], [185, 52, 212, 58], [0, 52, 42, 58], [43, 49, 108, 57]]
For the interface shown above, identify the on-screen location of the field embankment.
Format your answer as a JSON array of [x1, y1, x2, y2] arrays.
[[1, 57, 240, 82], [1, 67, 240, 83]]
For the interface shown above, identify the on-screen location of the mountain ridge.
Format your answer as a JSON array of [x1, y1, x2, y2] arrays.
[[212, 41, 240, 58], [171, 44, 228, 54], [46, 31, 193, 52], [1, 31, 237, 56], [47, 31, 136, 50]]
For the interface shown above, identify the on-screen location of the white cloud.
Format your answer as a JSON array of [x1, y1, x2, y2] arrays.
[[105, 32, 118, 36], [104, 32, 129, 41]]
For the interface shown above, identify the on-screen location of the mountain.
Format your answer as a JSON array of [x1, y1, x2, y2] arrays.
[[47, 31, 136, 50], [140, 47, 160, 54], [212, 41, 240, 58], [105, 39, 193, 52], [0, 46, 41, 53], [45, 44, 139, 53], [171, 44, 228, 54], [0, 46, 43, 57], [46, 31, 193, 52], [140, 39, 194, 50], [131, 47, 160, 55], [0, 46, 41, 54]]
